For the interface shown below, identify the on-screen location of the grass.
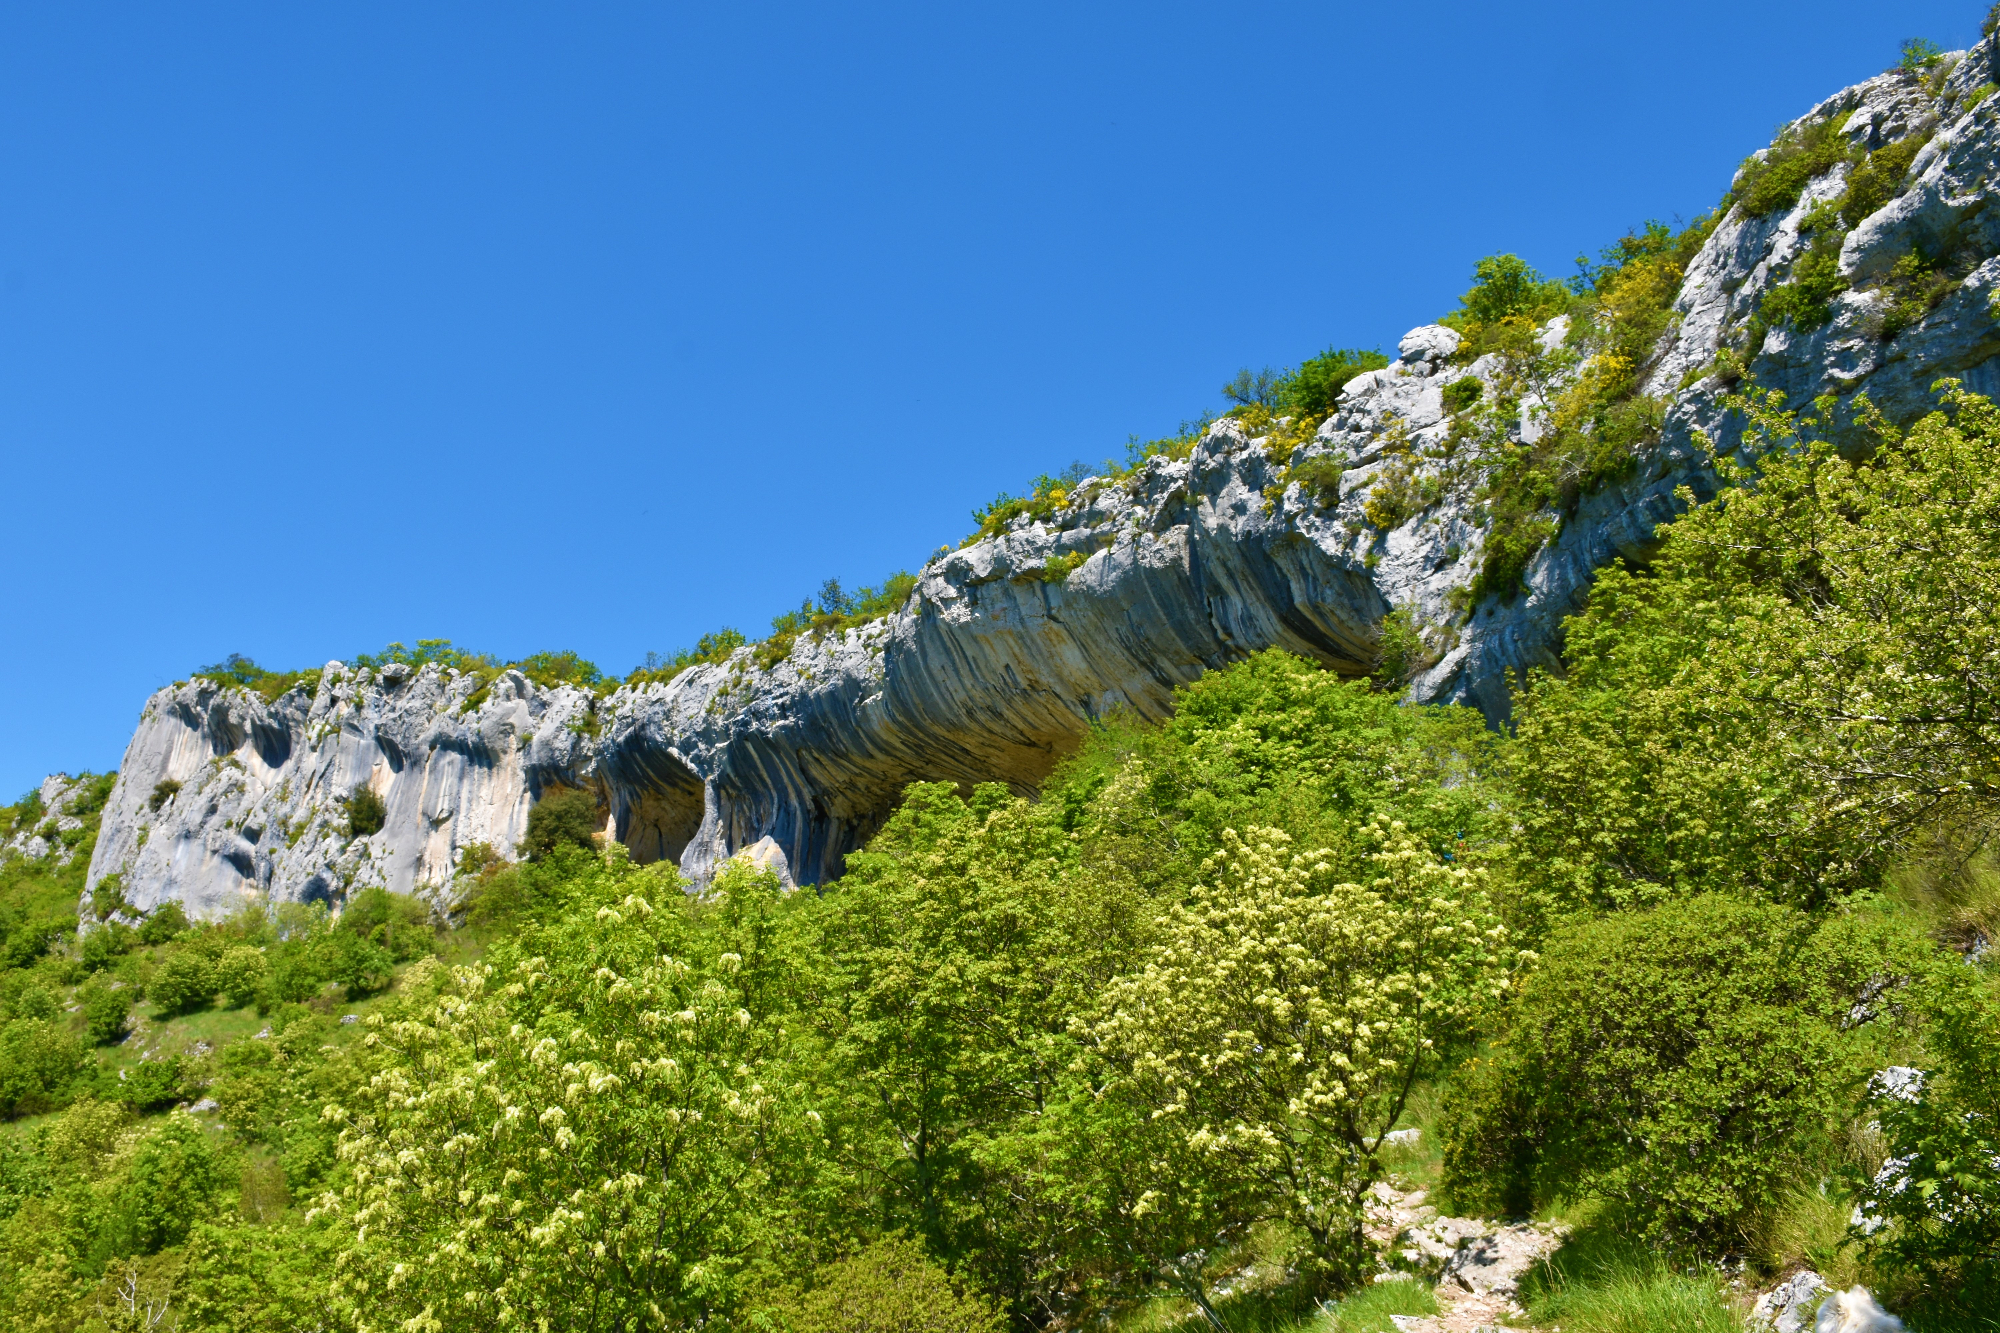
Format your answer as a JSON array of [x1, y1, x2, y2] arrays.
[[1324, 1277, 1437, 1333], [1114, 1274, 1437, 1333], [1519, 1212, 1744, 1333], [1882, 827, 2000, 957]]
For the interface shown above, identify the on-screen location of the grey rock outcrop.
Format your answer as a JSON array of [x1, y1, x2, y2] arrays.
[[2, 774, 99, 868], [84, 42, 2000, 913]]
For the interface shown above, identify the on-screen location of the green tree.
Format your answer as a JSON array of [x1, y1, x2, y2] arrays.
[[107, 1112, 227, 1255], [213, 945, 268, 1009], [1091, 820, 1512, 1297], [316, 850, 821, 1330], [803, 782, 1150, 1314], [523, 788, 601, 861], [0, 1018, 84, 1118], [346, 787, 387, 838], [1509, 384, 2000, 926]]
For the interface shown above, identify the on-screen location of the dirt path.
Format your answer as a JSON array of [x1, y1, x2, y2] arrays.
[[1362, 1182, 1566, 1333]]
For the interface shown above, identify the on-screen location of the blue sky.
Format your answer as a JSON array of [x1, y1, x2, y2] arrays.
[[0, 0, 1982, 795]]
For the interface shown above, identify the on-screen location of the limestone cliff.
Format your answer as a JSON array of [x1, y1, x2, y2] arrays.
[[84, 42, 2000, 913]]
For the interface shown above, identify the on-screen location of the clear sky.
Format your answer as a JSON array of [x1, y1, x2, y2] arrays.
[[0, 0, 1982, 796]]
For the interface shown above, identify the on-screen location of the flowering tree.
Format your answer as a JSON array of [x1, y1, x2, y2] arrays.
[[314, 852, 821, 1331], [1090, 820, 1512, 1298]]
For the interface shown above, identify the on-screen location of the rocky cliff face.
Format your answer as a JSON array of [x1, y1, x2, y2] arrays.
[[84, 42, 2000, 914]]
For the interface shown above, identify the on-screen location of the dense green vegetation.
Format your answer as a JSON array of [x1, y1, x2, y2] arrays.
[[4, 374, 1988, 1331]]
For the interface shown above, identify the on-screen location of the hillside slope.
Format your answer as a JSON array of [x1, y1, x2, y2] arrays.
[[82, 40, 2000, 909]]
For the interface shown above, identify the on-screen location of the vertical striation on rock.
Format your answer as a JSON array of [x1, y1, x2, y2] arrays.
[[85, 42, 2000, 912]]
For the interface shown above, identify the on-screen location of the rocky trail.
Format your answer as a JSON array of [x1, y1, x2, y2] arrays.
[[1362, 1181, 1566, 1332]]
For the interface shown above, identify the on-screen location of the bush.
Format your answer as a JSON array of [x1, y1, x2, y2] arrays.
[[136, 901, 188, 945], [0, 1018, 84, 1117], [1759, 242, 1848, 331], [1856, 961, 2000, 1320], [193, 653, 323, 704], [107, 1112, 226, 1254], [512, 650, 603, 690], [1441, 896, 1929, 1249], [625, 629, 748, 686], [759, 1236, 1005, 1333], [1279, 347, 1388, 418], [1442, 375, 1483, 413], [79, 981, 132, 1045], [147, 948, 217, 1015], [338, 887, 431, 962], [523, 789, 601, 861], [147, 780, 181, 813], [118, 1054, 194, 1113], [213, 945, 268, 1009], [1898, 37, 1944, 76], [1841, 132, 1931, 228], [1222, 367, 1283, 409], [345, 788, 386, 839], [1733, 112, 1852, 218], [79, 921, 134, 972]]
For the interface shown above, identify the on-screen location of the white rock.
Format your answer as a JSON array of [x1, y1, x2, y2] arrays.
[[1816, 1286, 1903, 1333], [1398, 324, 1462, 364], [1754, 1271, 1832, 1333]]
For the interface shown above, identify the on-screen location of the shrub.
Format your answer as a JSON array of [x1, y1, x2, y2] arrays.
[[1441, 896, 1930, 1249], [193, 653, 323, 704], [338, 887, 431, 962], [1373, 604, 1442, 688], [1855, 960, 2000, 1319], [1898, 37, 1944, 76], [1733, 112, 1852, 218], [79, 921, 134, 972], [512, 650, 604, 690], [147, 948, 217, 1015], [345, 787, 386, 839], [79, 981, 132, 1045], [1759, 242, 1848, 331], [626, 629, 748, 686], [1288, 453, 1345, 507], [1446, 253, 1573, 331], [1841, 132, 1931, 228], [352, 638, 496, 674], [0, 1017, 84, 1117], [213, 945, 268, 1009], [107, 1112, 226, 1254], [1279, 347, 1389, 418], [136, 901, 188, 945], [520, 788, 596, 860], [758, 1236, 1005, 1333], [522, 788, 601, 862], [1222, 367, 1283, 409], [147, 780, 181, 813], [1442, 375, 1483, 413]]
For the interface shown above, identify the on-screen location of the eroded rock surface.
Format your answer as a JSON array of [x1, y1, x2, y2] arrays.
[[85, 43, 2000, 913]]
